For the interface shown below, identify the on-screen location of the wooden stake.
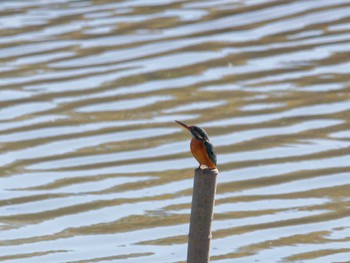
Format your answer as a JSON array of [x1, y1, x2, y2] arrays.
[[187, 167, 218, 263]]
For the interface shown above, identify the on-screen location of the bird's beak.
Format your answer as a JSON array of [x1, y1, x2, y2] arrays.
[[175, 120, 190, 130]]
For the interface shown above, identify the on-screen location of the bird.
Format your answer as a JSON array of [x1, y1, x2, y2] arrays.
[[175, 120, 217, 170]]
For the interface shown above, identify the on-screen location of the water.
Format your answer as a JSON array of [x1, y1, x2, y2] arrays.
[[1, 0, 350, 262]]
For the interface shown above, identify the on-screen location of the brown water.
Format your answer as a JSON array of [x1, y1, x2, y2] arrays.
[[1, 0, 350, 262]]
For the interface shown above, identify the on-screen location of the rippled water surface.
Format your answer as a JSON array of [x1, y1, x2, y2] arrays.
[[1, 0, 350, 262]]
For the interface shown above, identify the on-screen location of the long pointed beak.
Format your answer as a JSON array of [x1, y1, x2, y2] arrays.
[[175, 120, 190, 130]]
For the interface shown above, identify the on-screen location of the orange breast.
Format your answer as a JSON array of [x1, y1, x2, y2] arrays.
[[190, 138, 216, 169]]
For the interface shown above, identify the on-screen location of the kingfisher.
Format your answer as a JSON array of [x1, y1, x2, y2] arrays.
[[175, 120, 217, 170]]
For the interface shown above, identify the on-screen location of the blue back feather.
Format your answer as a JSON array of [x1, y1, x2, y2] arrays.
[[204, 141, 217, 165]]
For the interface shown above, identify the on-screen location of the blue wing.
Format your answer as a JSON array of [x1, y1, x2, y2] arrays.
[[204, 141, 217, 165]]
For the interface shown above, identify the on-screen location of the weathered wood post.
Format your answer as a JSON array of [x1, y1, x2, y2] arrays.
[[187, 167, 218, 263]]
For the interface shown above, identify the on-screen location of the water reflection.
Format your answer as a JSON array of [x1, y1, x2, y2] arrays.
[[1, 0, 350, 262]]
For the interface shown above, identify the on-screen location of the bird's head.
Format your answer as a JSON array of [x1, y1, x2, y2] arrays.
[[175, 120, 209, 141]]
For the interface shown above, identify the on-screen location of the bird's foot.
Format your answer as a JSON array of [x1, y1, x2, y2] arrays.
[[198, 164, 216, 170]]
